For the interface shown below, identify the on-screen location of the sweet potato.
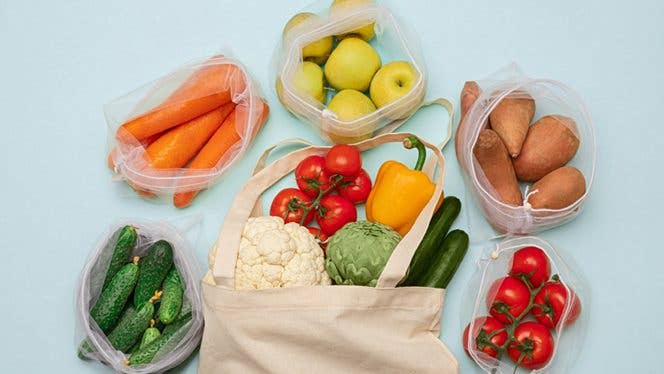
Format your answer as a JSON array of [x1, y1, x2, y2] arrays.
[[473, 129, 523, 206], [456, 81, 482, 159], [527, 166, 586, 209], [513, 115, 580, 182], [489, 92, 535, 158]]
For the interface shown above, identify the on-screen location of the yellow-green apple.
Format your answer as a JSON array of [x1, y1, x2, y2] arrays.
[[369, 61, 418, 108], [324, 37, 381, 92], [330, 0, 375, 41], [277, 61, 326, 107], [325, 89, 376, 143], [283, 13, 333, 65]]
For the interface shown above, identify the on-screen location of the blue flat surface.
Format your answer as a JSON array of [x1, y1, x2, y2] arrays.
[[1, 0, 662, 372]]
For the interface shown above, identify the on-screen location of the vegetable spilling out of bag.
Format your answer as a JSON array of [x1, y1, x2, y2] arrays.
[[75, 223, 203, 373], [461, 237, 587, 372], [105, 55, 270, 207], [366, 136, 440, 236]]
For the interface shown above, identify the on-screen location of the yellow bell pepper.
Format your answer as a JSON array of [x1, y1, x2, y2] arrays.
[[366, 136, 442, 236]]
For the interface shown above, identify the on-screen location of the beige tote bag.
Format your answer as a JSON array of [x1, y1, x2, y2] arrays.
[[199, 132, 459, 374]]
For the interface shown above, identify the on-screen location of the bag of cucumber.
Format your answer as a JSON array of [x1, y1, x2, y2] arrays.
[[75, 222, 204, 373]]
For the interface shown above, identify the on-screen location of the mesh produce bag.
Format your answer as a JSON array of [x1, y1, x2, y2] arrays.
[[273, 1, 438, 144], [461, 236, 589, 373], [75, 220, 204, 373], [456, 64, 596, 238]]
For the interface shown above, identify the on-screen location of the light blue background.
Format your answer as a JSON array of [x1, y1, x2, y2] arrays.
[[1, 0, 662, 372]]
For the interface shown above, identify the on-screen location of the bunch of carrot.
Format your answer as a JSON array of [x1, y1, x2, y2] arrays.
[[109, 58, 270, 208]]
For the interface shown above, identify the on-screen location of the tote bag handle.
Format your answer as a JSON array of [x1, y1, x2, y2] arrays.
[[211, 132, 446, 289]]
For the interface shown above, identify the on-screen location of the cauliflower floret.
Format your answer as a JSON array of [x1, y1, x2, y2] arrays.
[[235, 216, 331, 289]]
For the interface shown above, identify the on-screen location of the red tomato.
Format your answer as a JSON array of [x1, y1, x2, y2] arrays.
[[532, 279, 581, 329], [508, 321, 554, 370], [325, 145, 361, 177], [307, 227, 329, 253], [338, 169, 372, 204], [295, 155, 333, 197], [509, 246, 551, 288], [486, 276, 531, 324], [270, 188, 313, 225], [462, 316, 508, 359], [316, 195, 357, 235]]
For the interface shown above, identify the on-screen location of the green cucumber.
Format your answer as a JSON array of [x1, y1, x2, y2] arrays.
[[139, 322, 161, 350], [107, 292, 161, 352], [401, 196, 461, 286], [134, 240, 173, 307], [129, 311, 192, 366], [91, 257, 140, 332], [103, 225, 138, 291], [158, 268, 183, 324], [418, 229, 469, 288], [78, 306, 135, 359]]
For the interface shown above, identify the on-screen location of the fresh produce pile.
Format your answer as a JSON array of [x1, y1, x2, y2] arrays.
[[255, 138, 470, 290], [78, 225, 199, 368], [462, 246, 582, 371], [462, 82, 586, 211], [276, 0, 423, 143], [107, 56, 270, 208]]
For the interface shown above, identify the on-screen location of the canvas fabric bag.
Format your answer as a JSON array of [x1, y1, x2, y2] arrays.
[[198, 132, 459, 374]]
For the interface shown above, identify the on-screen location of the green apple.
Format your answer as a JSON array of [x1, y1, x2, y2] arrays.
[[325, 89, 376, 143], [324, 37, 381, 92], [283, 13, 333, 65], [330, 0, 375, 41], [369, 61, 418, 108], [277, 61, 326, 111]]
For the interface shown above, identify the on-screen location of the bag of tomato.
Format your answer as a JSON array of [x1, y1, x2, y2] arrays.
[[461, 236, 589, 373]]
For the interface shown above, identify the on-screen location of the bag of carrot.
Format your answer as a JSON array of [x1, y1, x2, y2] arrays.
[[105, 54, 270, 208]]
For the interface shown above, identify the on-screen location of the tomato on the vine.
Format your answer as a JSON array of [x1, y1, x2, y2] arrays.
[[307, 227, 329, 253], [510, 246, 551, 288], [316, 195, 356, 235], [270, 188, 313, 225], [486, 276, 531, 324], [325, 144, 361, 177], [507, 321, 554, 370], [531, 278, 581, 329], [462, 316, 508, 359], [338, 169, 372, 204], [295, 155, 334, 197]]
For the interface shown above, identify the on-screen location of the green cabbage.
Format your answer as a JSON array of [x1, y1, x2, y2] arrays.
[[325, 221, 401, 287]]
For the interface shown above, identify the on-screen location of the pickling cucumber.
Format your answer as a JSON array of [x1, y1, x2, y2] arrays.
[[91, 257, 140, 332], [418, 229, 469, 288], [401, 196, 461, 286], [157, 268, 183, 325], [107, 291, 162, 352], [134, 241, 173, 307], [139, 320, 161, 350], [128, 311, 192, 366], [102, 225, 137, 291]]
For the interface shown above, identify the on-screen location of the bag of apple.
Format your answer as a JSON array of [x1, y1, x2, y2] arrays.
[[272, 0, 429, 144], [460, 236, 589, 373]]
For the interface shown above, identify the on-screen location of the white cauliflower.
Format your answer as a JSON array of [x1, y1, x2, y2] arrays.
[[234, 216, 331, 290]]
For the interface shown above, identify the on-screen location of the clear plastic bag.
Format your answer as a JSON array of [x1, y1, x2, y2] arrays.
[[106, 54, 268, 198], [75, 220, 204, 373], [456, 64, 596, 238], [272, 0, 427, 144], [461, 236, 589, 373]]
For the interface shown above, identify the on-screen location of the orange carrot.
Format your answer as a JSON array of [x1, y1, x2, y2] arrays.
[[146, 102, 235, 169], [173, 101, 270, 208], [117, 61, 244, 142]]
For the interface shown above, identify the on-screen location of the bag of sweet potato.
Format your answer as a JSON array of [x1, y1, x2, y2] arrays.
[[456, 64, 596, 238]]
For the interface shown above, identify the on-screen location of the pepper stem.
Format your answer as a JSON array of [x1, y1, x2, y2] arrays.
[[403, 136, 426, 171]]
